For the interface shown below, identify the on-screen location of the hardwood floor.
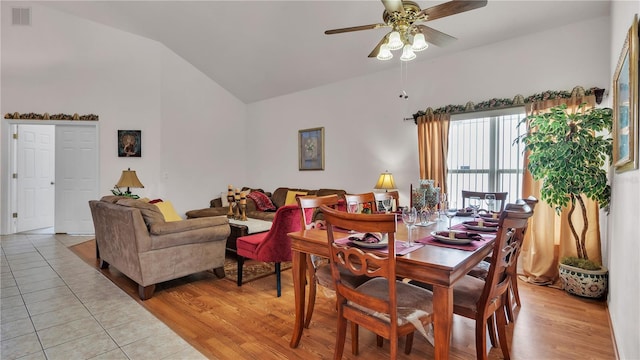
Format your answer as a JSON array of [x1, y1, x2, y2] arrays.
[[72, 242, 616, 359]]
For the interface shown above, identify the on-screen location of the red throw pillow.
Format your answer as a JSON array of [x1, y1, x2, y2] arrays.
[[247, 191, 276, 211]]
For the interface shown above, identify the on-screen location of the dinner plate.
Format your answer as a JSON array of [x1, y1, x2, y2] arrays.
[[478, 213, 501, 221], [349, 239, 388, 249], [430, 231, 474, 245], [456, 210, 474, 217], [462, 222, 498, 232]]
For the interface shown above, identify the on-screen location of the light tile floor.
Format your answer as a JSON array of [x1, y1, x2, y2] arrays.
[[1, 232, 207, 360]]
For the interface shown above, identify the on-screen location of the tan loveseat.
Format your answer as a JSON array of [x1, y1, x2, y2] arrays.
[[89, 196, 230, 300], [186, 187, 347, 221]]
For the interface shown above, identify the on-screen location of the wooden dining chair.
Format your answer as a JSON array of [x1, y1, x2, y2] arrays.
[[467, 197, 538, 323], [295, 195, 369, 329], [374, 191, 400, 212], [344, 192, 378, 213], [236, 204, 301, 297], [413, 202, 533, 360], [461, 190, 509, 212], [320, 205, 434, 359]]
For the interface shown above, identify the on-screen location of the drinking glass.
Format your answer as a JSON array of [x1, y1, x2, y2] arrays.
[[445, 201, 457, 230], [381, 198, 393, 213], [485, 194, 496, 213], [347, 201, 358, 233], [469, 196, 481, 218], [401, 207, 417, 247], [438, 193, 448, 221], [347, 201, 359, 214]]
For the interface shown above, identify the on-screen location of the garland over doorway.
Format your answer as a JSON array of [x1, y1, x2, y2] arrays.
[[411, 86, 604, 123]]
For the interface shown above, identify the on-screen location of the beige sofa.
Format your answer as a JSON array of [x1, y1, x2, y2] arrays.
[[186, 187, 347, 221], [89, 196, 231, 300]]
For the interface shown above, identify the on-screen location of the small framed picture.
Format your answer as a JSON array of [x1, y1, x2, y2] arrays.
[[118, 130, 141, 157], [298, 127, 324, 171]]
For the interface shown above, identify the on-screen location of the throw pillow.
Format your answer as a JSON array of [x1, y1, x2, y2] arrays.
[[285, 190, 308, 205], [154, 201, 183, 222], [116, 198, 164, 226], [247, 191, 276, 211]]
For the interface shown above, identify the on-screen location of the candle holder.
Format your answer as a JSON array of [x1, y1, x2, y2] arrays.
[[234, 190, 241, 220], [227, 193, 236, 218], [240, 202, 248, 221]]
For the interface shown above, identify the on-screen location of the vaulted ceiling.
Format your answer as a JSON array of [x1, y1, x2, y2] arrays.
[[38, 1, 610, 103]]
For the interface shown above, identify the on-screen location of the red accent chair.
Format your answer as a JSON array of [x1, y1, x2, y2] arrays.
[[236, 204, 301, 297]]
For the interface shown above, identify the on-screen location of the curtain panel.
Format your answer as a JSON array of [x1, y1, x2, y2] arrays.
[[416, 111, 450, 195], [520, 94, 603, 285]]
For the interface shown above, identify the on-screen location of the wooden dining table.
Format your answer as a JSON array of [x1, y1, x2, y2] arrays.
[[287, 216, 495, 360]]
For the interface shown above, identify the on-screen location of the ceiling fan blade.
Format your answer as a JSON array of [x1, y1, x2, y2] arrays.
[[325, 23, 385, 35], [381, 0, 406, 15], [368, 35, 389, 58], [416, 25, 457, 47], [417, 0, 488, 22]]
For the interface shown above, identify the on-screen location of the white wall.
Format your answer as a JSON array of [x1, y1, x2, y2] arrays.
[[607, 2, 640, 359], [2, 2, 636, 357], [1, 2, 246, 225], [247, 16, 611, 206]]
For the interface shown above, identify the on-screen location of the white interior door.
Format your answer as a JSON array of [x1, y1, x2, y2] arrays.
[[55, 125, 98, 234], [17, 125, 55, 232]]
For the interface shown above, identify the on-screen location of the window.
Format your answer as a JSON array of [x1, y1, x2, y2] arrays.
[[447, 108, 526, 207]]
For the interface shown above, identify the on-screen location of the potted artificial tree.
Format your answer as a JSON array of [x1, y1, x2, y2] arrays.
[[519, 103, 612, 298]]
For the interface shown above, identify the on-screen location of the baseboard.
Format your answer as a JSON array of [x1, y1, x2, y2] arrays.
[[606, 305, 621, 360]]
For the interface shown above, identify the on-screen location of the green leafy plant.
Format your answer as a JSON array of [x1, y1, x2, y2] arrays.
[[110, 186, 140, 199], [517, 104, 612, 269]]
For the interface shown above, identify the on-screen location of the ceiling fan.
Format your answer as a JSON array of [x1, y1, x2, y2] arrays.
[[325, 0, 488, 61]]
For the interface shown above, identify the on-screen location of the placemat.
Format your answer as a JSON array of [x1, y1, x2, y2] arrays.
[[334, 236, 423, 256], [416, 228, 495, 251]]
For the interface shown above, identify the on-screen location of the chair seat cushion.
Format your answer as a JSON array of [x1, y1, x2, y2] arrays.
[[315, 263, 369, 290], [236, 232, 268, 257], [467, 260, 491, 280], [349, 278, 433, 326], [452, 275, 486, 312]]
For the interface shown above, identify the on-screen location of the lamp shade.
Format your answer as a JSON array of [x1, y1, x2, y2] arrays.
[[374, 171, 397, 191], [387, 31, 404, 50], [400, 44, 416, 61], [411, 33, 428, 52], [376, 43, 393, 61], [116, 168, 144, 189]]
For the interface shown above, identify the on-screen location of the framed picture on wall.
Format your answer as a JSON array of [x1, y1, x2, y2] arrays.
[[613, 14, 638, 173], [298, 127, 324, 171], [118, 130, 142, 157]]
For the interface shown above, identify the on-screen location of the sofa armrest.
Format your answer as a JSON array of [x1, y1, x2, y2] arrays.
[[149, 216, 228, 236]]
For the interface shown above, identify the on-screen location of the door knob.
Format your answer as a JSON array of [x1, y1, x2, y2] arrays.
[[50, 181, 55, 185]]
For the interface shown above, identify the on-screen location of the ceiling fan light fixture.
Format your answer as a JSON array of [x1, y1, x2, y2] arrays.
[[387, 31, 404, 50], [377, 43, 393, 60], [411, 33, 428, 52], [400, 44, 416, 61]]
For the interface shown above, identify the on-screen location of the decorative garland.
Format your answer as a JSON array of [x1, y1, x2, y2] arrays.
[[412, 86, 603, 122], [4, 112, 99, 120]]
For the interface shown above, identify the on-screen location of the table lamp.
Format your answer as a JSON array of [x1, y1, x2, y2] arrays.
[[115, 168, 144, 197], [374, 171, 396, 192]]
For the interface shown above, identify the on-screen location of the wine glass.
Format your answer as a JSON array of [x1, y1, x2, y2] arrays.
[[401, 207, 417, 247], [347, 201, 359, 233], [485, 194, 496, 213], [347, 201, 359, 214], [445, 201, 457, 230], [381, 197, 393, 214], [469, 196, 481, 218]]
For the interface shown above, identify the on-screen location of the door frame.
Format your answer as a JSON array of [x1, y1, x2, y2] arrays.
[[1, 119, 99, 235]]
